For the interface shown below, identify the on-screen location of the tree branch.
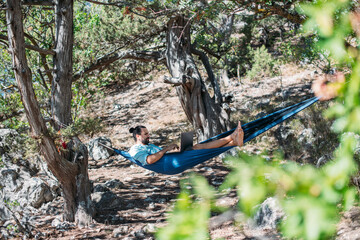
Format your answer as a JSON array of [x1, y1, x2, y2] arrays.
[[0, 34, 55, 55], [73, 50, 165, 81], [24, 33, 54, 83], [163, 75, 188, 86], [0, 109, 24, 122], [0, 103, 50, 122], [84, 0, 130, 6], [268, 4, 305, 24], [232, 0, 306, 24], [200, 45, 221, 59], [22, 0, 54, 6], [191, 44, 222, 104]]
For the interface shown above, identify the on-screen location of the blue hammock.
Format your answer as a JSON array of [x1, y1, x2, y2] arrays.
[[113, 97, 319, 175]]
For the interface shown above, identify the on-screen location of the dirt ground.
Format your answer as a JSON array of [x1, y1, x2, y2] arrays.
[[19, 64, 359, 239]]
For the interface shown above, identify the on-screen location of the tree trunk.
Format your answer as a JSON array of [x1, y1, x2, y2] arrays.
[[52, 0, 73, 128], [6, 0, 94, 227], [165, 15, 231, 140]]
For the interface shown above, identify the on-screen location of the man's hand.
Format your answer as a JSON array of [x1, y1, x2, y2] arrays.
[[146, 143, 179, 164], [164, 143, 179, 152]]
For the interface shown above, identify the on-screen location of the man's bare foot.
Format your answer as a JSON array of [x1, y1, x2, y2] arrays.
[[231, 122, 244, 146], [230, 125, 238, 143]]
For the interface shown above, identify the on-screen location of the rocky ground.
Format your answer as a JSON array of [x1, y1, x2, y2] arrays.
[[1, 64, 359, 239]]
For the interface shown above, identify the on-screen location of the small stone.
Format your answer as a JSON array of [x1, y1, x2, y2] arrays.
[[143, 223, 156, 233], [113, 225, 129, 237], [133, 229, 146, 238]]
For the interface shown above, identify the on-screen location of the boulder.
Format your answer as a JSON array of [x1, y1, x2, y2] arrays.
[[22, 177, 54, 208], [0, 129, 18, 155], [104, 179, 125, 189], [93, 184, 110, 193], [0, 167, 55, 220], [253, 197, 285, 229], [88, 137, 113, 160], [91, 191, 121, 210]]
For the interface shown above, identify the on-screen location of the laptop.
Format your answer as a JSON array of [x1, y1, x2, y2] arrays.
[[180, 131, 194, 152]]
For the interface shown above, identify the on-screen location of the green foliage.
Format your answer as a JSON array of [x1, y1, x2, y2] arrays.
[[73, 3, 162, 85], [278, 32, 332, 70], [1, 132, 38, 160], [0, 155, 4, 168], [159, 137, 357, 240], [4, 199, 20, 209], [157, 1, 360, 239], [246, 45, 279, 81], [0, 6, 54, 130], [156, 175, 215, 240], [0, 92, 22, 116], [59, 117, 104, 140]]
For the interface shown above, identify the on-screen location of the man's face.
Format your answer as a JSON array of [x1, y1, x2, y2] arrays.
[[136, 128, 150, 145]]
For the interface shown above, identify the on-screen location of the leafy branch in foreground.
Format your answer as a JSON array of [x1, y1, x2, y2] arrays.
[[156, 0, 360, 239]]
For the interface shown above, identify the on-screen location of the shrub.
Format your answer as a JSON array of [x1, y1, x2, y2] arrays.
[[246, 45, 279, 81]]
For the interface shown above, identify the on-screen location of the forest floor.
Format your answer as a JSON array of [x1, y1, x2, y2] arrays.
[[29, 64, 360, 239]]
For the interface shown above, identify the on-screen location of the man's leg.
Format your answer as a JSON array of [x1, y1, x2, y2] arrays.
[[192, 122, 244, 150]]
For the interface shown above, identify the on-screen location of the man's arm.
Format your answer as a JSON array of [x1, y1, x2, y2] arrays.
[[146, 144, 179, 164]]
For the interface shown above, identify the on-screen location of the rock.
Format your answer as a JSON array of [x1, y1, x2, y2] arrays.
[[0, 227, 10, 239], [93, 184, 109, 193], [87, 137, 113, 160], [91, 191, 121, 210], [0, 166, 55, 221], [45, 179, 61, 197], [22, 177, 54, 208], [243, 101, 253, 111], [104, 179, 125, 189], [297, 128, 315, 146], [157, 198, 166, 204], [39, 200, 59, 215], [113, 225, 130, 237], [132, 229, 146, 238], [136, 81, 154, 90], [51, 218, 75, 230], [143, 223, 156, 233], [276, 125, 295, 141], [316, 155, 331, 168], [144, 197, 153, 202], [0, 129, 19, 155], [256, 99, 270, 109], [201, 167, 212, 172], [222, 93, 234, 103], [253, 197, 285, 229]]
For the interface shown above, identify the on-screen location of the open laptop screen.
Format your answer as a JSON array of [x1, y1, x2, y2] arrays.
[[180, 131, 193, 152]]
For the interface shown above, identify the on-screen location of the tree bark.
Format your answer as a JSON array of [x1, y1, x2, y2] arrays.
[[165, 15, 231, 140], [6, 0, 94, 227], [52, 0, 94, 226], [52, 0, 74, 129]]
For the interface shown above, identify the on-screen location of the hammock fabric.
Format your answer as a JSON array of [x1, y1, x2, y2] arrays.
[[114, 97, 319, 175]]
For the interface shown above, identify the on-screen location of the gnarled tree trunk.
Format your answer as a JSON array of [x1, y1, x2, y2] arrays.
[[165, 15, 231, 140], [6, 0, 94, 227]]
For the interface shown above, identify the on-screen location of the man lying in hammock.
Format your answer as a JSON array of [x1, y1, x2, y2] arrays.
[[128, 122, 244, 165]]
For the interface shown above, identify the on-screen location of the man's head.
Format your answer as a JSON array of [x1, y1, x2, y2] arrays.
[[129, 126, 149, 145]]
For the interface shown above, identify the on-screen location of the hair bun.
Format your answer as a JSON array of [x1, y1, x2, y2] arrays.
[[129, 127, 135, 133]]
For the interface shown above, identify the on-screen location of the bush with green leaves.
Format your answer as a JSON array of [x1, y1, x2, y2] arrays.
[[278, 33, 332, 70], [157, 0, 360, 239], [246, 45, 279, 81]]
